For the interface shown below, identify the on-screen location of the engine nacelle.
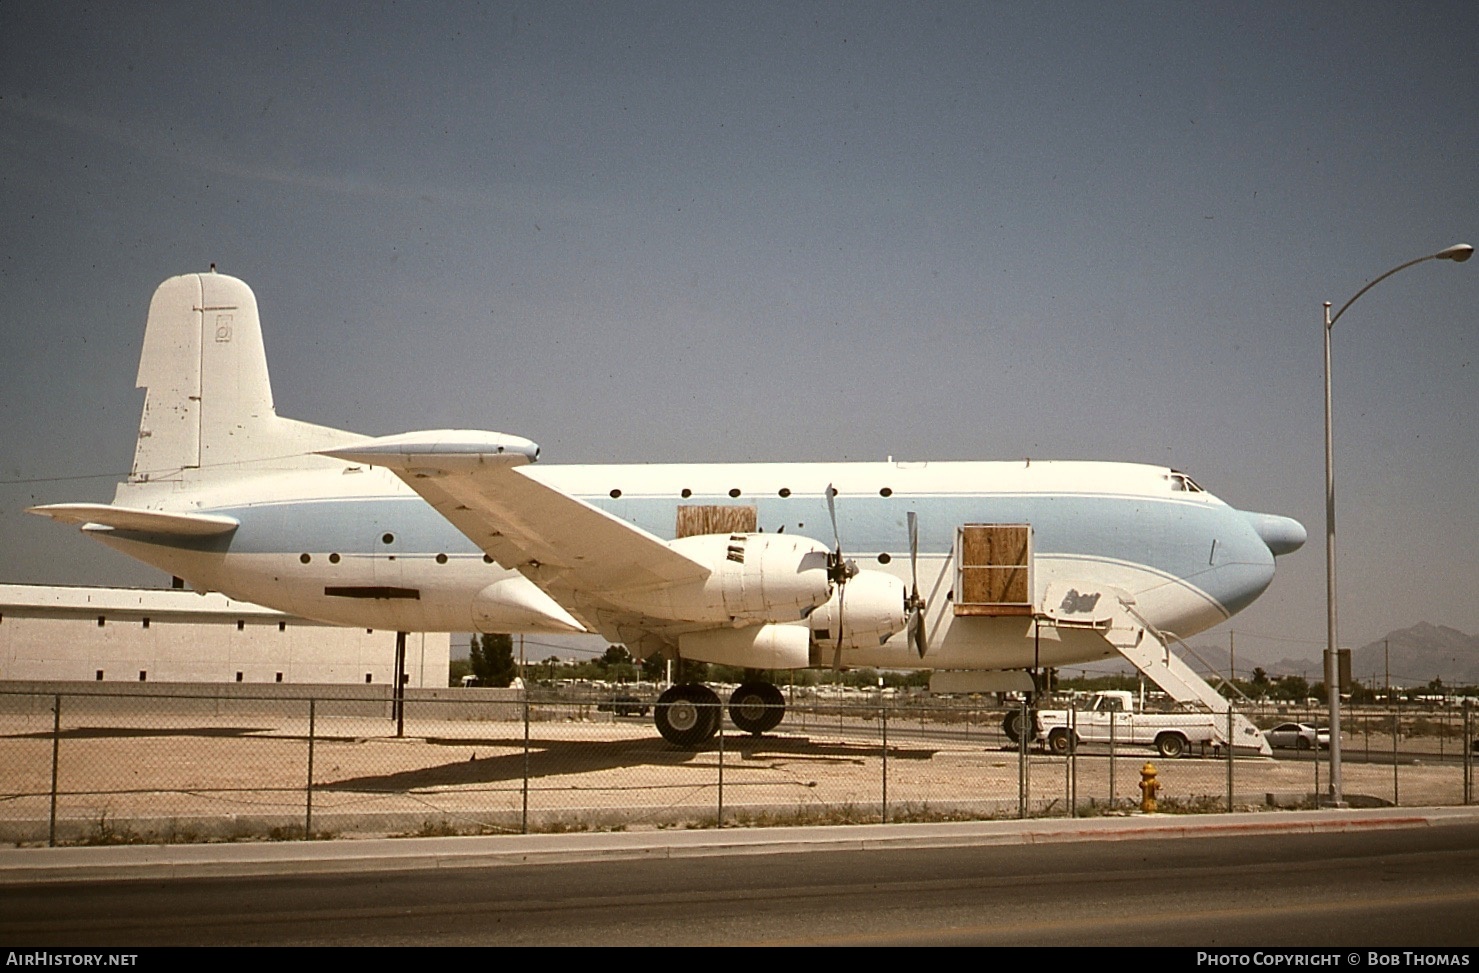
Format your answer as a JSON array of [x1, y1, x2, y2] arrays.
[[679, 623, 811, 670], [614, 533, 833, 625], [807, 570, 908, 651]]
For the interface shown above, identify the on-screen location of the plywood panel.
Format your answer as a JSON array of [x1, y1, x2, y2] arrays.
[[676, 505, 758, 538], [960, 566, 1029, 605], [956, 524, 1032, 615], [960, 524, 1029, 569]]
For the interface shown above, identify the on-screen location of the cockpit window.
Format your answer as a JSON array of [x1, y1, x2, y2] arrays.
[[1168, 471, 1204, 493]]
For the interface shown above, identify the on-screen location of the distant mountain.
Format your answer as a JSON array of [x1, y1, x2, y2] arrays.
[[1075, 623, 1479, 689], [1349, 623, 1479, 690]]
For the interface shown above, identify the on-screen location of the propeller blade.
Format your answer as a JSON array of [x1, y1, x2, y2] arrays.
[[825, 483, 851, 671], [832, 583, 845, 672], [909, 605, 928, 659], [906, 511, 927, 658], [826, 484, 840, 552], [908, 511, 920, 592]]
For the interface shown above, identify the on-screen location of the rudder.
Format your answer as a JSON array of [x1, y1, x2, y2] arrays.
[[130, 270, 361, 483]]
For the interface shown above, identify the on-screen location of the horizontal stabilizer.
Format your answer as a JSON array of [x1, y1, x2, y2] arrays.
[[27, 503, 239, 536]]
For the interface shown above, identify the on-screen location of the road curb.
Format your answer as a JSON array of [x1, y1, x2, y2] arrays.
[[3, 805, 1478, 885]]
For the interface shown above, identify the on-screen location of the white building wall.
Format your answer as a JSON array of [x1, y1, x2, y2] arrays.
[[0, 585, 449, 686]]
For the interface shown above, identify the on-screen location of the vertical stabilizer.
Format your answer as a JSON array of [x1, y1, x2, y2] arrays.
[[133, 274, 205, 476], [130, 271, 363, 483]]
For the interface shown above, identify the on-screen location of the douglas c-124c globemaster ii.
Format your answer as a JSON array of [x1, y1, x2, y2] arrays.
[[33, 271, 1305, 751]]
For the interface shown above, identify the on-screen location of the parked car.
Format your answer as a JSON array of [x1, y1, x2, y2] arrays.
[[1264, 722, 1329, 750], [596, 695, 650, 717]]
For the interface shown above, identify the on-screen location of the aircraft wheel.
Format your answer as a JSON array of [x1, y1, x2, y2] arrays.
[[654, 684, 721, 747], [729, 682, 785, 735], [1155, 732, 1188, 759]]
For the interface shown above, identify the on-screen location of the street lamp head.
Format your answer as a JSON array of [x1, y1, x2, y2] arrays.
[[1436, 243, 1473, 263]]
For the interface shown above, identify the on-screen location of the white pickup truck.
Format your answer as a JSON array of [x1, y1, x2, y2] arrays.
[[1024, 690, 1224, 758]]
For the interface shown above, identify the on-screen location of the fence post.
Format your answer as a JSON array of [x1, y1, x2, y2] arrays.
[[1464, 704, 1472, 805], [305, 697, 316, 839], [880, 696, 888, 824], [1226, 707, 1235, 813], [1108, 703, 1117, 808], [717, 702, 725, 828], [48, 694, 61, 848], [1017, 697, 1029, 819], [1066, 705, 1076, 818], [1313, 709, 1321, 801], [1440, 703, 1447, 762], [1392, 710, 1400, 807], [522, 685, 530, 835]]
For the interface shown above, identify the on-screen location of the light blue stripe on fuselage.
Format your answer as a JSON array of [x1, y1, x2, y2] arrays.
[[188, 490, 1271, 615]]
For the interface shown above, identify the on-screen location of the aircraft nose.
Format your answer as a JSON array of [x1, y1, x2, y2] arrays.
[[1243, 512, 1307, 557]]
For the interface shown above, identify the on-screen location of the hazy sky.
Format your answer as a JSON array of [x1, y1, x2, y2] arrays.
[[2, 2, 1474, 666]]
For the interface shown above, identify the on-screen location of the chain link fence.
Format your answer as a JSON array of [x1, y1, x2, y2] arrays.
[[1, 687, 1471, 845]]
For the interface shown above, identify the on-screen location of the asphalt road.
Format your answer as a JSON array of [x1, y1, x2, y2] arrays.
[[3, 815, 1478, 946]]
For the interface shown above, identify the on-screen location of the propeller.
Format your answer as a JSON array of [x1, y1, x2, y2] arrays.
[[825, 484, 857, 671], [824, 485, 859, 588], [905, 510, 928, 658]]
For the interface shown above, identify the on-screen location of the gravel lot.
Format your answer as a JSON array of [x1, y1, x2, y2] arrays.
[[2, 702, 1471, 843]]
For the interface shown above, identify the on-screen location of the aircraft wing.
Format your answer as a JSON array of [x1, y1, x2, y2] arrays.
[[323, 431, 713, 638]]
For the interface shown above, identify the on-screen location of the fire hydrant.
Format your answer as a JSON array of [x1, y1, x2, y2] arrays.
[[1138, 762, 1160, 813]]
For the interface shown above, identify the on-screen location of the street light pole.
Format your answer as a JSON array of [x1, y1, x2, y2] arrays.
[[1322, 243, 1472, 807], [1323, 297, 1341, 806]]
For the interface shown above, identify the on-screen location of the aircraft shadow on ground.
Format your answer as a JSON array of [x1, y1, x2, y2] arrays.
[[3, 726, 272, 740], [318, 732, 939, 793]]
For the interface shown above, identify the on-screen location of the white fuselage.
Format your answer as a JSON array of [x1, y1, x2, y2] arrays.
[[93, 456, 1288, 672]]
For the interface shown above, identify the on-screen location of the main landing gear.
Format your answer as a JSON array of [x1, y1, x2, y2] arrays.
[[653, 681, 786, 747]]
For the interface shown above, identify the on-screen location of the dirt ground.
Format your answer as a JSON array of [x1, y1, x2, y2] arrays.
[[1, 704, 1471, 843]]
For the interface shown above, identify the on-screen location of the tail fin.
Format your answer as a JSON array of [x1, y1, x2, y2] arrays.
[[129, 271, 363, 483]]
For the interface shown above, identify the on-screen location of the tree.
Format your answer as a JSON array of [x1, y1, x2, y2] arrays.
[[596, 644, 639, 682], [469, 633, 517, 687], [1274, 674, 1309, 702], [639, 652, 665, 681]]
